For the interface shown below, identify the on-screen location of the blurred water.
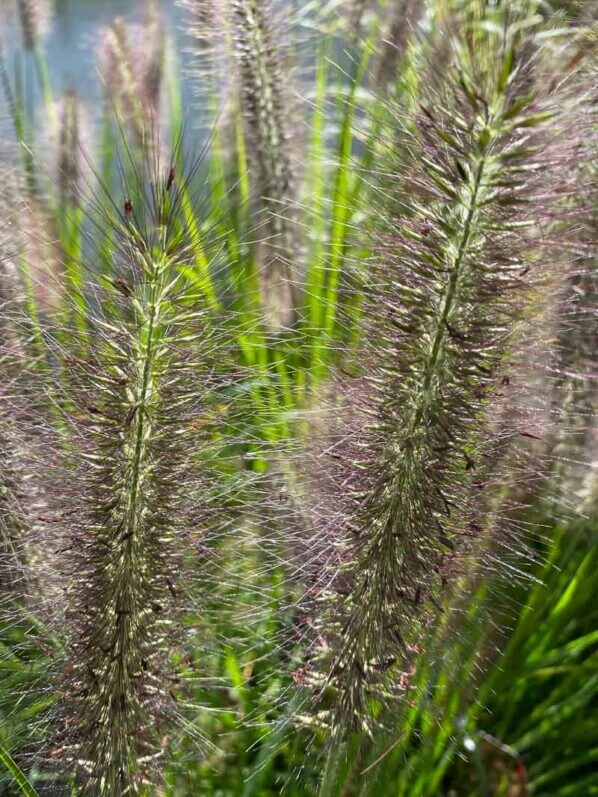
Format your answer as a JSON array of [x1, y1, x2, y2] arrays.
[[0, 0, 193, 138], [0, 0, 323, 154], [45, 0, 185, 99]]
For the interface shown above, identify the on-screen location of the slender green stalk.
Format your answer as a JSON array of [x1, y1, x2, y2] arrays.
[[0, 744, 40, 797]]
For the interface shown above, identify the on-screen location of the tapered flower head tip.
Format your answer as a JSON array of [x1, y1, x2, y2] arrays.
[[99, 13, 166, 148], [16, 0, 52, 49], [181, 0, 303, 329], [48, 89, 95, 209], [373, 0, 424, 87]]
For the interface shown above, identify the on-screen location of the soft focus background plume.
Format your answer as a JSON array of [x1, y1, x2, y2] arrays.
[[99, 7, 166, 152], [182, 0, 304, 330]]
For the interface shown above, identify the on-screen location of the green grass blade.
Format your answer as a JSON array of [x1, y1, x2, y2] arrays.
[[0, 745, 39, 797]]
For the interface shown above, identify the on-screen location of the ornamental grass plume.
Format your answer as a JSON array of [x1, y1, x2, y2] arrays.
[[15, 199, 65, 318], [547, 49, 597, 513], [100, 8, 165, 151], [373, 0, 424, 89], [1, 164, 51, 615], [16, 0, 52, 51], [183, 0, 299, 329], [231, 0, 297, 315], [0, 171, 59, 791], [0, 393, 26, 602], [347, 0, 372, 36], [56, 89, 84, 209], [0, 189, 28, 603], [45, 146, 237, 794], [291, 4, 583, 733], [0, 421, 27, 607]]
